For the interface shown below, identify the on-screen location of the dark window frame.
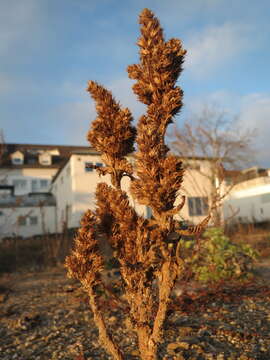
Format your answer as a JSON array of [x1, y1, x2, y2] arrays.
[[85, 162, 94, 172], [30, 216, 38, 225], [18, 216, 27, 226], [40, 179, 49, 188], [188, 197, 208, 216]]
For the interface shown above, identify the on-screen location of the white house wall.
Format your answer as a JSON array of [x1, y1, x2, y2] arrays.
[[223, 178, 270, 224], [0, 205, 56, 239], [51, 161, 74, 232], [0, 168, 57, 195], [178, 167, 213, 224], [70, 154, 148, 228], [52, 154, 214, 232]]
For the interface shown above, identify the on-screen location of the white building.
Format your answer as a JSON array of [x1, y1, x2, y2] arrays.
[[0, 143, 90, 196], [0, 186, 56, 239], [0, 143, 220, 237], [51, 152, 149, 232], [0, 143, 90, 238], [223, 168, 270, 224], [51, 151, 214, 232]]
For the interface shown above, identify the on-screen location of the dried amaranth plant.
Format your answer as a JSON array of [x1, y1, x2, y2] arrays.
[[66, 8, 209, 360]]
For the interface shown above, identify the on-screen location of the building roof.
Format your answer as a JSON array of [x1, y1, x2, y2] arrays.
[[0, 143, 93, 169], [224, 167, 269, 184]]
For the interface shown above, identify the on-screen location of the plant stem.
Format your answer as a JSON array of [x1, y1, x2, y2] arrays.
[[87, 285, 124, 360]]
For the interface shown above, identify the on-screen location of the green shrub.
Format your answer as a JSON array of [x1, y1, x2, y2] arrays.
[[179, 227, 258, 284]]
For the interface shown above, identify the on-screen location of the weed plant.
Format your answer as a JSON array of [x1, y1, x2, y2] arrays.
[[65, 8, 209, 360]]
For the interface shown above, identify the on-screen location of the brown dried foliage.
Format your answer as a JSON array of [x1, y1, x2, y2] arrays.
[[65, 8, 209, 360]]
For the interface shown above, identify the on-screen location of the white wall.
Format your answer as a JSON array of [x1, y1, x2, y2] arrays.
[[223, 177, 270, 223], [52, 154, 213, 232], [0, 205, 57, 239], [0, 168, 57, 195], [51, 161, 74, 232], [177, 164, 213, 224]]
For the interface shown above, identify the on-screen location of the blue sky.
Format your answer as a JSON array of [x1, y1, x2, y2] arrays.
[[1, 0, 270, 167]]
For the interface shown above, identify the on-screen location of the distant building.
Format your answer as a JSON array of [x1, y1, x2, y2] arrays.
[[0, 143, 222, 237], [51, 152, 214, 232], [51, 152, 149, 232], [0, 143, 90, 195], [223, 167, 270, 224], [0, 143, 89, 239], [0, 186, 56, 238]]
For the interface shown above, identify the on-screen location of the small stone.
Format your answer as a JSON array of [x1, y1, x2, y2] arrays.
[[0, 293, 7, 303], [131, 349, 140, 356], [167, 341, 190, 352], [108, 316, 117, 323], [178, 326, 193, 337]]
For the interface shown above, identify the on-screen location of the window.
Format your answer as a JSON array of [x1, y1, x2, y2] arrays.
[[27, 158, 36, 164], [18, 216, 27, 226], [13, 179, 27, 189], [40, 179, 49, 188], [96, 162, 103, 167], [39, 153, 52, 166], [85, 162, 94, 172], [12, 158, 23, 165], [188, 197, 208, 216], [31, 179, 38, 191], [225, 177, 233, 185], [146, 206, 152, 219], [30, 216, 38, 225]]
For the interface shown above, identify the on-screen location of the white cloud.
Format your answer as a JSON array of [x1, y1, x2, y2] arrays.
[[108, 77, 146, 120], [184, 89, 242, 115], [49, 100, 93, 145], [151, 0, 226, 28], [47, 76, 146, 145], [185, 22, 252, 77], [238, 94, 270, 167]]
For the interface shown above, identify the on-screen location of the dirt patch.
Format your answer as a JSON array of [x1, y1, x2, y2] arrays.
[[0, 265, 270, 359]]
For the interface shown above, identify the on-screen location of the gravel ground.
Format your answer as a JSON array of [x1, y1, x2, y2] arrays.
[[0, 265, 270, 360]]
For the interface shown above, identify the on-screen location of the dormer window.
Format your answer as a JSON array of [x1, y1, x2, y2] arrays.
[[11, 151, 24, 165], [39, 152, 52, 166]]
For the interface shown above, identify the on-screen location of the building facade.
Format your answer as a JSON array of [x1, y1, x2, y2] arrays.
[[223, 168, 270, 224], [0, 143, 90, 195], [0, 143, 219, 238], [0, 188, 56, 238], [51, 152, 214, 232], [0, 143, 89, 239]]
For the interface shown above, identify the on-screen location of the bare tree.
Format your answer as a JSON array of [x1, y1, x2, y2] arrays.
[[169, 104, 256, 226]]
